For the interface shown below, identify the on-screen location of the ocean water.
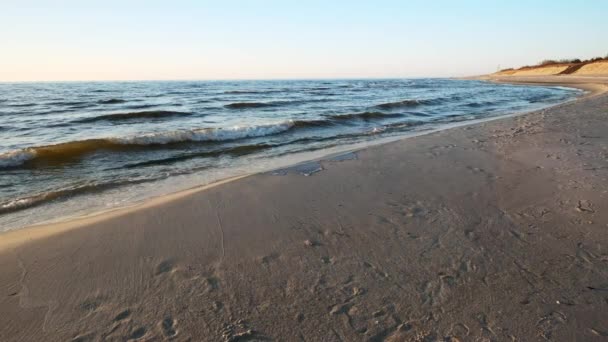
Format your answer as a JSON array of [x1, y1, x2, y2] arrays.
[[0, 79, 581, 230]]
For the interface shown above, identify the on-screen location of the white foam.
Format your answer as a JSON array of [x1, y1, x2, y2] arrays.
[[1, 197, 35, 211], [368, 126, 386, 134], [0, 149, 36, 168], [113, 121, 295, 145]]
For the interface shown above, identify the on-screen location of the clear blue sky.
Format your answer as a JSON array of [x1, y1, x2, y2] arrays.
[[1, 0, 606, 81]]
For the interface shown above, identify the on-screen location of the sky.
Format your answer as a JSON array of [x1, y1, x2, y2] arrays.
[[1, 0, 607, 81]]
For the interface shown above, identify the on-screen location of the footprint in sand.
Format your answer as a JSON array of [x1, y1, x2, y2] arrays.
[[221, 320, 265, 342], [79, 297, 102, 312], [160, 316, 178, 338], [113, 309, 131, 322], [536, 311, 566, 340], [155, 259, 174, 275], [212, 301, 224, 312], [206, 276, 220, 291], [128, 327, 147, 340], [362, 261, 389, 278], [450, 322, 470, 339], [259, 253, 280, 265], [464, 229, 478, 241], [576, 200, 595, 213], [473, 312, 498, 340]]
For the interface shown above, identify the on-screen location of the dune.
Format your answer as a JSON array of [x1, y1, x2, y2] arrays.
[[573, 61, 608, 76], [495, 60, 608, 77], [496, 65, 569, 76], [514, 65, 570, 76]]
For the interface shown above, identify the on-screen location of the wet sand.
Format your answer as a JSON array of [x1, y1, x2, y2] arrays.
[[1, 76, 608, 341]]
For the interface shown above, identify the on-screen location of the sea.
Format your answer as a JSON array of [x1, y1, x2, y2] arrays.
[[0, 79, 582, 230]]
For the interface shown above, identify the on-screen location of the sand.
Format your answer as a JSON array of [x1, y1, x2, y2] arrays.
[[575, 61, 608, 76], [494, 61, 608, 78], [1, 76, 608, 341], [499, 65, 570, 76]]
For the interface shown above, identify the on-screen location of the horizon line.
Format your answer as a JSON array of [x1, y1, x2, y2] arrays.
[[0, 75, 463, 84]]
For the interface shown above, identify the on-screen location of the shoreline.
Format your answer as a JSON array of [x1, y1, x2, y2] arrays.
[[470, 74, 608, 94], [2, 76, 608, 341], [3, 78, 580, 232], [0, 79, 597, 241]]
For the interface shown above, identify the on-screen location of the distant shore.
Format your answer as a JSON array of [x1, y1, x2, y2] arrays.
[[1, 76, 608, 341], [464, 74, 608, 92], [492, 58, 608, 77]]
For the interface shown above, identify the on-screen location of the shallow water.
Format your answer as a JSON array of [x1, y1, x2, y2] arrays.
[[0, 79, 581, 230]]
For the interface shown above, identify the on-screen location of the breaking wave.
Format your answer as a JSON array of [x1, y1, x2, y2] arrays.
[[0, 122, 296, 168], [0, 178, 159, 215], [0, 109, 421, 169]]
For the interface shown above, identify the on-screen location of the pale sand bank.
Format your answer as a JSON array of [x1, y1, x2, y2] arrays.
[[492, 60, 608, 77], [1, 77, 608, 341], [576, 61, 608, 76]]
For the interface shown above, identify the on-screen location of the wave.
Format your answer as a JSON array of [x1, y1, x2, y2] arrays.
[[384, 121, 423, 129], [123, 104, 163, 110], [290, 119, 335, 128], [287, 112, 403, 129], [408, 112, 432, 117], [75, 110, 192, 123], [122, 143, 275, 169], [46, 100, 91, 107], [328, 111, 404, 121], [0, 150, 37, 168], [2, 108, 421, 170], [98, 98, 126, 104], [9, 103, 37, 108], [0, 141, 278, 214], [224, 90, 283, 94], [29, 108, 76, 116], [303, 87, 331, 91], [224, 99, 320, 109], [224, 90, 258, 94], [463, 100, 500, 108], [528, 94, 552, 103], [0, 113, 429, 171], [115, 122, 294, 145], [308, 91, 338, 95], [1, 185, 104, 214], [376, 99, 438, 109], [0, 178, 158, 215], [0, 122, 295, 168], [224, 102, 277, 109]]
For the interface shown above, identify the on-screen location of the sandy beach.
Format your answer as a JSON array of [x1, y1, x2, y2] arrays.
[[1, 76, 608, 341]]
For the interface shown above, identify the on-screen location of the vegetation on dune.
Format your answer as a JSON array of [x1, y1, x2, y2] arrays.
[[499, 54, 608, 73], [539, 58, 581, 66]]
